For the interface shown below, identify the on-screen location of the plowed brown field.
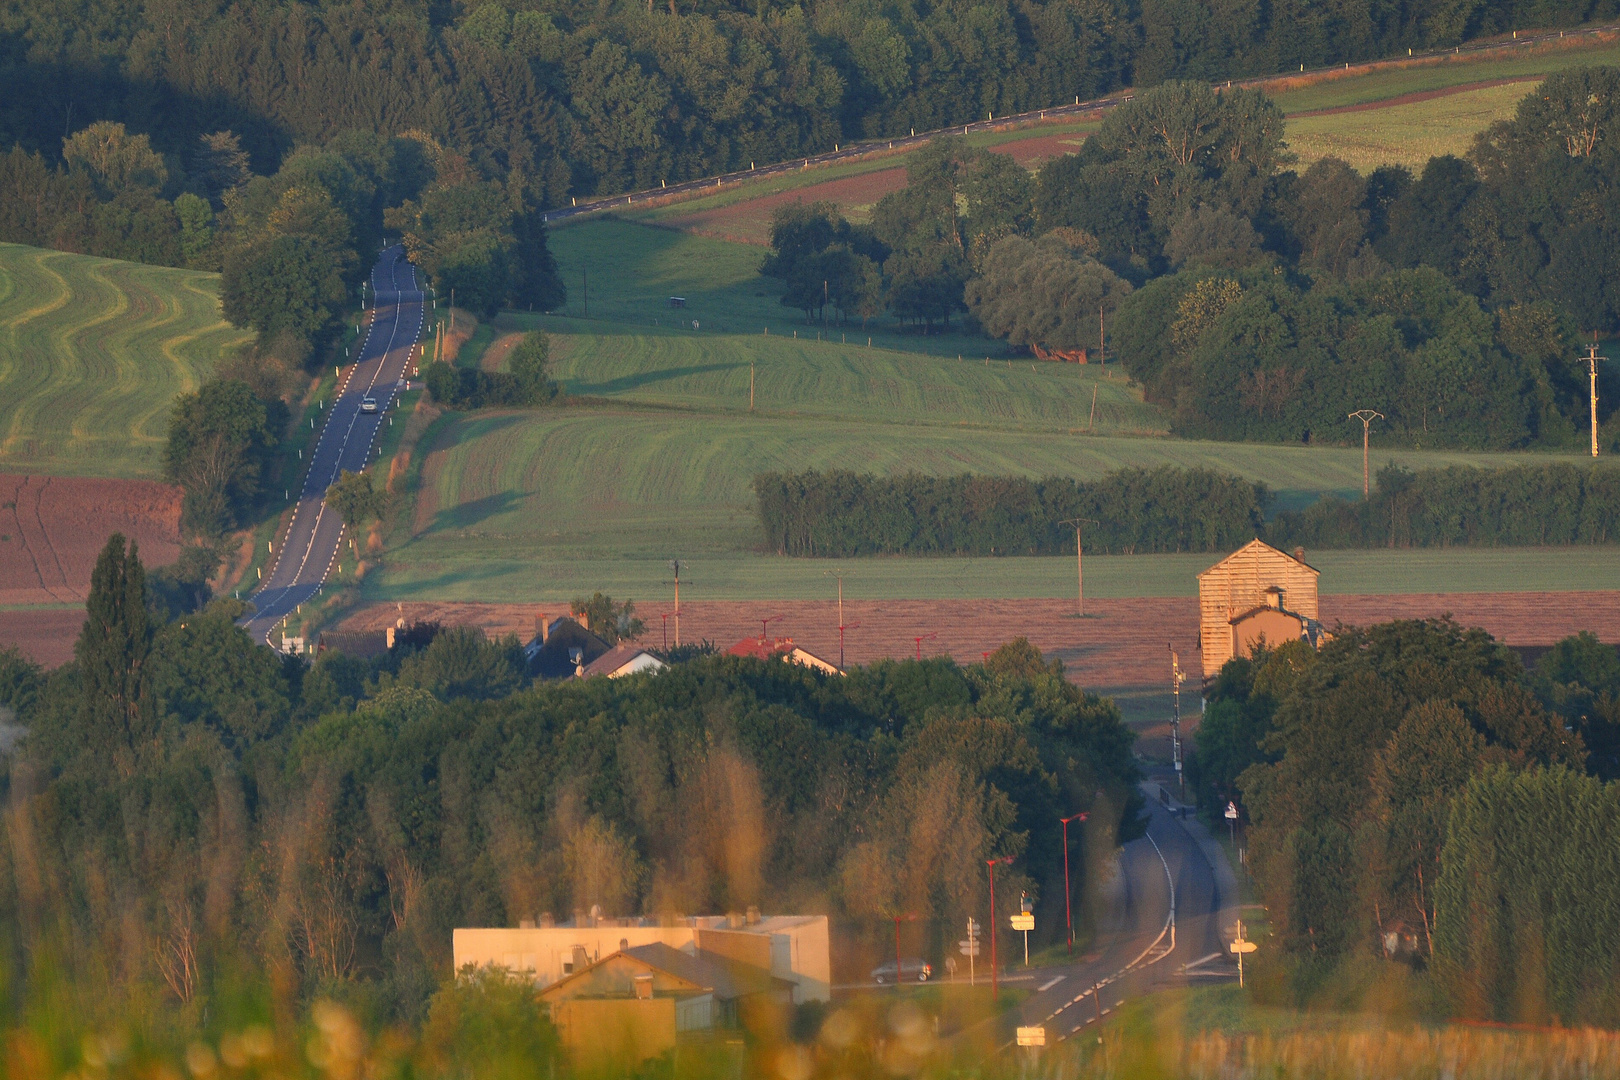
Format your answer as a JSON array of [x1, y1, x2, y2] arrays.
[[1, 473, 183, 667], [340, 591, 1620, 697]]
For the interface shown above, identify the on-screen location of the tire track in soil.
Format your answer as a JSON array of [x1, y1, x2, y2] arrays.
[[32, 476, 78, 601], [4, 475, 54, 601]]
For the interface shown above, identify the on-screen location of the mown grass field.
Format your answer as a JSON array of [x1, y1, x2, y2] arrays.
[[0, 243, 249, 478], [1286, 81, 1534, 171], [370, 399, 1601, 603]]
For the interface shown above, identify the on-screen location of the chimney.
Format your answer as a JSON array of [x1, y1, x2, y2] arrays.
[[1266, 586, 1283, 610], [540, 912, 554, 928], [745, 905, 761, 925], [1294, 546, 1306, 564], [537, 613, 549, 642], [728, 911, 745, 929], [577, 610, 589, 631], [634, 974, 654, 1000], [570, 944, 589, 971], [519, 917, 536, 929], [386, 626, 396, 649], [619, 938, 630, 951]]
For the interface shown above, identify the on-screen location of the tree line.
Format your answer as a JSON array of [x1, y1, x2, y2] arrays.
[[1186, 621, 1620, 1024], [766, 71, 1620, 449], [753, 467, 1264, 556], [754, 462, 1620, 558], [0, 0, 1587, 210], [0, 533, 1140, 1030]]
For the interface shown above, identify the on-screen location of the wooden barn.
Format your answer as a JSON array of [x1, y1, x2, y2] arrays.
[[1197, 539, 1325, 682]]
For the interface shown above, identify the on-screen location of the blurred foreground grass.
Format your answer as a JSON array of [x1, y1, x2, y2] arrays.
[[10, 978, 1620, 1080]]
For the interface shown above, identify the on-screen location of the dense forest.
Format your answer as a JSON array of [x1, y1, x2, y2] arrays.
[[0, 535, 1140, 1026], [753, 462, 1620, 557], [1187, 625, 1620, 1023], [766, 70, 1620, 450]]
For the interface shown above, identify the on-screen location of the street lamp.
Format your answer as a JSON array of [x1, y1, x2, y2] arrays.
[[1060, 812, 1088, 954], [986, 856, 1013, 1001]]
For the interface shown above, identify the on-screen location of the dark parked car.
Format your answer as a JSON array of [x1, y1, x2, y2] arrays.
[[871, 958, 932, 984]]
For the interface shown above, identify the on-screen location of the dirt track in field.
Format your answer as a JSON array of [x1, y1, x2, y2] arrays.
[[1289, 76, 1542, 117], [0, 473, 183, 668], [661, 126, 1094, 245]]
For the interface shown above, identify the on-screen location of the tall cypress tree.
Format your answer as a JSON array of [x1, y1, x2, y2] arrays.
[[76, 533, 155, 754]]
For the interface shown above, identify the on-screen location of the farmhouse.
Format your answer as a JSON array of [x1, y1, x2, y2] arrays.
[[727, 636, 843, 675], [526, 614, 610, 678], [1197, 539, 1327, 682], [538, 941, 792, 1068], [580, 642, 668, 679]]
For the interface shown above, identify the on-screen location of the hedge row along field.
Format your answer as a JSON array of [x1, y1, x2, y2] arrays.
[[0, 243, 250, 478], [755, 463, 1620, 557]]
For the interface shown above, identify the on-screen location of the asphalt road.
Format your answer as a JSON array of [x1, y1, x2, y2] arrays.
[[241, 246, 425, 645], [947, 780, 1238, 1050]]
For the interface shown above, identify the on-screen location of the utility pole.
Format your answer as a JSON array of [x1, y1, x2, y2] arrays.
[[582, 269, 587, 317], [1348, 410, 1383, 499], [1170, 644, 1185, 794], [1059, 518, 1098, 616], [749, 360, 755, 410], [1585, 339, 1606, 458], [668, 559, 683, 646]]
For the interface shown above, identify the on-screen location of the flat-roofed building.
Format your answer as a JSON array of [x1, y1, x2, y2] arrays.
[[452, 910, 830, 1004]]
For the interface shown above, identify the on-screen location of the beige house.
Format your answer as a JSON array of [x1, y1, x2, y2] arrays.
[[1197, 539, 1324, 681], [539, 942, 791, 1069], [452, 911, 831, 1004]]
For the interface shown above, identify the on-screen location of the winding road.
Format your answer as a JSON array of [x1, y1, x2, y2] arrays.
[[936, 778, 1240, 1052], [241, 246, 425, 645]]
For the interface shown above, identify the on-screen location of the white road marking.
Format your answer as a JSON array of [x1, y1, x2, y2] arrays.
[[1038, 976, 1065, 992]]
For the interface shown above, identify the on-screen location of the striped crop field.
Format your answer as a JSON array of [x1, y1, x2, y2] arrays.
[[0, 243, 250, 478]]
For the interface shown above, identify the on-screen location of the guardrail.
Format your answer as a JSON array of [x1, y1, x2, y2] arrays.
[[541, 23, 1620, 226]]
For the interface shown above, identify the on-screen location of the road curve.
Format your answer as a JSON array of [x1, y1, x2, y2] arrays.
[[948, 781, 1237, 1052], [241, 246, 425, 645]]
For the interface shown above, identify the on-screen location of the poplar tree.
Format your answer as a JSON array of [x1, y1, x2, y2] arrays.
[[75, 533, 155, 755]]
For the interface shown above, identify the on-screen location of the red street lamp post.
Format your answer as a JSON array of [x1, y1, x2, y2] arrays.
[[1060, 812, 1089, 955], [987, 856, 1013, 1001]]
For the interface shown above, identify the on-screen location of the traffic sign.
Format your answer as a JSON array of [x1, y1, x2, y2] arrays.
[[1016, 1026, 1046, 1047], [1225, 802, 1239, 820], [958, 941, 980, 956], [1010, 913, 1035, 931]]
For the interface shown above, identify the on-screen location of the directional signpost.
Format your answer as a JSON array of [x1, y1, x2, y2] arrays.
[[1010, 900, 1036, 965], [1230, 919, 1258, 988], [960, 917, 981, 986], [1016, 1026, 1046, 1048]]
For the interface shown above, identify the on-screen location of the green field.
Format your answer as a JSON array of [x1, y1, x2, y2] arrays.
[[1286, 81, 1533, 171], [0, 243, 249, 478]]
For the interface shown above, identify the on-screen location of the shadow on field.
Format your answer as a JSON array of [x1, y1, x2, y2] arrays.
[[435, 490, 520, 531], [565, 360, 745, 396]]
